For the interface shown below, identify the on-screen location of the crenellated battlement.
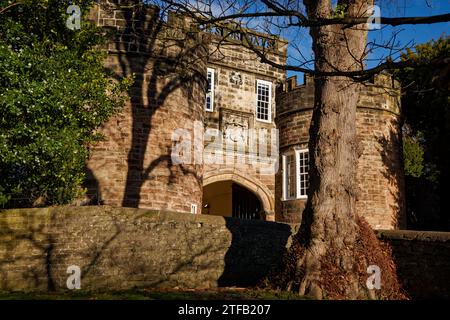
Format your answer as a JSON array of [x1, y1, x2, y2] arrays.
[[204, 23, 288, 57], [91, 1, 206, 57], [91, 1, 287, 59], [276, 72, 401, 117]]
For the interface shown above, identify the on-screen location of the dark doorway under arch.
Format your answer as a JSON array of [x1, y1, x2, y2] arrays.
[[202, 181, 262, 220], [232, 183, 261, 220]]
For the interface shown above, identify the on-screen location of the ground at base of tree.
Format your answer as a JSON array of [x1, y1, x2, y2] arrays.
[[0, 287, 309, 300]]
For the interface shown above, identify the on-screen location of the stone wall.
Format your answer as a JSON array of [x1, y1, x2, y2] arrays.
[[85, 1, 287, 219], [85, 2, 208, 213], [0, 207, 448, 299], [86, 1, 405, 229], [0, 206, 293, 292], [275, 74, 406, 229], [377, 230, 450, 300], [203, 25, 286, 219]]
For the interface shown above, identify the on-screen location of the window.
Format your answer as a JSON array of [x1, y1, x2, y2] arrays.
[[282, 149, 309, 200], [282, 153, 296, 200], [256, 80, 272, 122], [296, 149, 310, 198], [206, 68, 215, 112]]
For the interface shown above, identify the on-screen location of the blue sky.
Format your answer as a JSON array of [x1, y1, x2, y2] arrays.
[[365, 1, 449, 66], [154, 1, 448, 80], [285, 0, 450, 80]]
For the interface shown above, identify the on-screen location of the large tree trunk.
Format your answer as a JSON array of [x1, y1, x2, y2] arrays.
[[301, 0, 368, 299], [274, 0, 406, 299]]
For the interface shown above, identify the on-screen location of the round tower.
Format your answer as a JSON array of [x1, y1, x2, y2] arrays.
[[276, 73, 406, 229]]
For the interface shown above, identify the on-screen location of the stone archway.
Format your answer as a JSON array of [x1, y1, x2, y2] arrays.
[[203, 172, 275, 221]]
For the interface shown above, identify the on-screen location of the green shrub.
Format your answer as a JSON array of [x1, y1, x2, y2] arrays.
[[403, 135, 424, 178], [0, 0, 131, 207]]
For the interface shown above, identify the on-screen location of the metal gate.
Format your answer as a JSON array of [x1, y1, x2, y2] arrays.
[[232, 183, 261, 220]]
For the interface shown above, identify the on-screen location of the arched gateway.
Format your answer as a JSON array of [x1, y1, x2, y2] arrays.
[[202, 173, 275, 221]]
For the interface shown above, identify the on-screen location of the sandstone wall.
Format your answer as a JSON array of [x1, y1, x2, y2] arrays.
[[377, 230, 450, 299], [86, 1, 288, 219], [275, 74, 406, 229], [0, 207, 448, 299], [85, 1, 405, 228], [85, 2, 207, 213], [0, 206, 450, 298], [0, 206, 293, 292], [203, 30, 286, 219]]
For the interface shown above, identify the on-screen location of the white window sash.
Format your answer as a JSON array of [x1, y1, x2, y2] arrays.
[[282, 154, 287, 200], [295, 149, 309, 199], [206, 68, 215, 112], [256, 79, 272, 122], [282, 152, 295, 201]]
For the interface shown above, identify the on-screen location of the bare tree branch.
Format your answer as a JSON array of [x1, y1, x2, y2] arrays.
[[309, 13, 450, 27], [0, 1, 22, 15], [155, 0, 449, 79]]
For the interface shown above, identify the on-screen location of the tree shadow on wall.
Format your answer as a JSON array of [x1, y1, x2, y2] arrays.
[[0, 208, 122, 292], [99, 1, 208, 208], [0, 207, 122, 290], [377, 123, 407, 229], [82, 167, 103, 205], [377, 126, 450, 299], [0, 210, 58, 291], [1, 207, 295, 291], [217, 217, 293, 287], [378, 122, 448, 230]]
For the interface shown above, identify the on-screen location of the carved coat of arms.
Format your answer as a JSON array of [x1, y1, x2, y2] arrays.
[[230, 72, 243, 85]]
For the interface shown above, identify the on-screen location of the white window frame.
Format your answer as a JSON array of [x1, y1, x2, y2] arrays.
[[205, 68, 215, 112], [282, 149, 309, 201], [255, 79, 272, 123], [282, 152, 297, 201], [295, 149, 309, 199]]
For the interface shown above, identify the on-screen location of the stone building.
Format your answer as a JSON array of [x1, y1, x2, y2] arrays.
[[276, 74, 406, 229], [85, 1, 405, 230]]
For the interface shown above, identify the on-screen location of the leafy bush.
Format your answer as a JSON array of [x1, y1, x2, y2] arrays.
[[396, 37, 449, 183], [403, 135, 424, 178], [0, 0, 131, 207], [396, 37, 449, 229]]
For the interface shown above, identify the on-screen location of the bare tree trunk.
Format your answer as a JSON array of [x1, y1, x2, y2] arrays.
[[274, 0, 406, 299]]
